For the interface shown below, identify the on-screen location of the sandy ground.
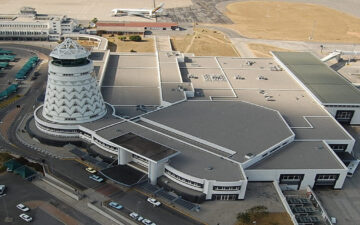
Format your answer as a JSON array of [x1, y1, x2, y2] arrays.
[[104, 34, 155, 52], [171, 28, 240, 56], [0, 0, 191, 21], [224, 1, 360, 43], [248, 43, 292, 58]]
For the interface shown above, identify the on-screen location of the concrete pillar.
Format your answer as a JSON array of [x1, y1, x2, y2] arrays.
[[148, 161, 162, 185], [118, 147, 131, 165]]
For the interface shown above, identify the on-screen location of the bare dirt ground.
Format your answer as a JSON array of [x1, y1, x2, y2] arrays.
[[78, 40, 99, 47], [171, 28, 240, 56], [235, 212, 292, 225], [104, 34, 155, 53], [248, 43, 292, 58], [224, 1, 360, 43]]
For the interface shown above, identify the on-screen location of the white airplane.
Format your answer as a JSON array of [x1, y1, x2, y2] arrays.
[[111, 3, 164, 18]]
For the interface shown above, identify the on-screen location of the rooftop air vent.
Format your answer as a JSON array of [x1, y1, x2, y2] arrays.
[[245, 153, 254, 159]]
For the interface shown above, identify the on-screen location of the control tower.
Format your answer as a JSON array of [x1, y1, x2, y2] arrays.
[[41, 38, 107, 124]]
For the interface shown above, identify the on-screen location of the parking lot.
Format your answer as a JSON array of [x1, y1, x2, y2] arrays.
[[0, 173, 99, 225], [106, 189, 203, 225], [0, 47, 36, 92], [48, 158, 107, 191]]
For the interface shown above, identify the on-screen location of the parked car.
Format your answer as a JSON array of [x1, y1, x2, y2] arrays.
[[16, 203, 30, 212], [137, 216, 144, 222], [142, 219, 153, 225], [85, 167, 96, 174], [89, 175, 103, 182], [129, 212, 139, 219], [0, 185, 6, 195], [19, 213, 32, 222], [108, 201, 123, 210], [147, 198, 161, 207], [331, 217, 337, 224]]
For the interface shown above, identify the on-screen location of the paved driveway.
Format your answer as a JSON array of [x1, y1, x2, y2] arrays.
[[0, 173, 99, 225]]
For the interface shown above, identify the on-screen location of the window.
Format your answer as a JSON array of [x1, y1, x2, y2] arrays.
[[335, 110, 354, 124], [329, 144, 347, 152], [316, 174, 338, 180], [165, 168, 203, 188], [279, 174, 304, 186], [212, 194, 238, 201], [213, 186, 241, 191]]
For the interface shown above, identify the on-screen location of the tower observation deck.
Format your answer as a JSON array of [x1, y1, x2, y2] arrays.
[[42, 38, 107, 124]]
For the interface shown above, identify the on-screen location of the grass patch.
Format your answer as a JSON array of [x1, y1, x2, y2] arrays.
[[171, 28, 239, 56], [104, 34, 154, 53]]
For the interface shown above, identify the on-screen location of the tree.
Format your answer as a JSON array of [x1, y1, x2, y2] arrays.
[[129, 35, 142, 42], [237, 212, 251, 224], [237, 206, 269, 225], [118, 36, 126, 41], [91, 17, 98, 24]]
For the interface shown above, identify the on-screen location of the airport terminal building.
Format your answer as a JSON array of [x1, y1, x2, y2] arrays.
[[32, 38, 358, 202], [0, 7, 77, 41]]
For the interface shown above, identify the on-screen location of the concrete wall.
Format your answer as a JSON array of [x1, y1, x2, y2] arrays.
[[245, 168, 348, 190], [325, 106, 360, 125]]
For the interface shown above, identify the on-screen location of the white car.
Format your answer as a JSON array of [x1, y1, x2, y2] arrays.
[[137, 216, 144, 222], [0, 185, 6, 195], [331, 217, 337, 224], [89, 175, 104, 182], [129, 212, 139, 219], [19, 213, 32, 222], [85, 167, 96, 174], [147, 198, 161, 207], [142, 219, 152, 225], [16, 203, 30, 212]]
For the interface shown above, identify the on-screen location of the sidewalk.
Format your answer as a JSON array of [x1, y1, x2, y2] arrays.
[[16, 113, 77, 159], [33, 178, 116, 225]]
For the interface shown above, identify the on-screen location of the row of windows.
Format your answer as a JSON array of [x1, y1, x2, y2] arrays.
[[36, 122, 79, 134], [132, 154, 148, 163], [316, 174, 338, 180], [262, 142, 289, 158], [93, 137, 117, 151], [165, 168, 204, 188], [329, 144, 347, 151], [326, 105, 360, 108], [281, 175, 302, 181], [0, 24, 48, 28], [0, 31, 47, 35], [213, 186, 241, 191], [79, 130, 91, 138], [64, 118, 76, 121], [49, 72, 90, 76]]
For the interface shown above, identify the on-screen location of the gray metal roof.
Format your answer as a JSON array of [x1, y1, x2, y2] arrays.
[[248, 141, 345, 170], [273, 52, 360, 104], [144, 101, 294, 162], [110, 132, 178, 162], [99, 121, 245, 181]]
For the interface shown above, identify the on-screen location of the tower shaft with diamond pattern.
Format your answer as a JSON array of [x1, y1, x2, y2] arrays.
[[42, 38, 106, 124]]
